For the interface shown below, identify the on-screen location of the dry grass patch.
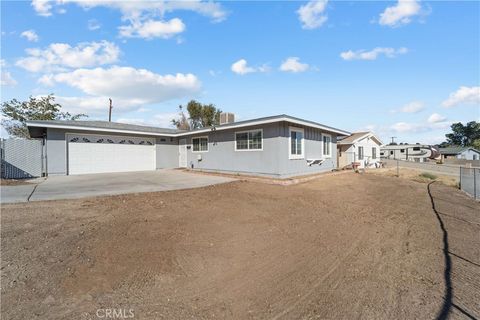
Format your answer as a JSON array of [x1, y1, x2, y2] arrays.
[[367, 167, 458, 187]]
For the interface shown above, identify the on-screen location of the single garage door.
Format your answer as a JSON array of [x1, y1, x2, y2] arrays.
[[67, 134, 156, 175]]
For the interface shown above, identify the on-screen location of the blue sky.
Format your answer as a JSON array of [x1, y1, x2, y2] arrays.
[[1, 0, 479, 144]]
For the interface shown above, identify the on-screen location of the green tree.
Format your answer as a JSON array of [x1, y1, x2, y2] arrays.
[[444, 121, 480, 147], [171, 100, 221, 130], [1, 94, 87, 138]]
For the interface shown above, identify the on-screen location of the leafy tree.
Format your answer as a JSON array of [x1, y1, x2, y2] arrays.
[[1, 94, 87, 138], [171, 100, 221, 130], [444, 121, 480, 147]]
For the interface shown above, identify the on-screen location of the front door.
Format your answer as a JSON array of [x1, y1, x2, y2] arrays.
[[179, 139, 187, 168]]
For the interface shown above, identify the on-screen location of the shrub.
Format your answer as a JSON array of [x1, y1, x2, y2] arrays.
[[419, 172, 437, 180]]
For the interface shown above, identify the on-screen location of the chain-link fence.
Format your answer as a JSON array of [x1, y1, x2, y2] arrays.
[[1, 138, 44, 179], [460, 167, 480, 200]]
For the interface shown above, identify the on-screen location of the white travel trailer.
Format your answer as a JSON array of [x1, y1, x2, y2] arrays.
[[380, 144, 439, 162]]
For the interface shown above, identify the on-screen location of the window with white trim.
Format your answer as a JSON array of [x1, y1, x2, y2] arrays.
[[372, 147, 377, 159], [358, 146, 364, 160], [289, 127, 304, 158], [235, 130, 262, 150], [192, 137, 208, 152], [322, 135, 331, 157]]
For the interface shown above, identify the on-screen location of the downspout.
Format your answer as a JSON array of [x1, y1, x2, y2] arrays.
[[43, 131, 48, 177]]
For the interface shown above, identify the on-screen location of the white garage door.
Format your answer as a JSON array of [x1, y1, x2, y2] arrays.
[[67, 134, 156, 175]]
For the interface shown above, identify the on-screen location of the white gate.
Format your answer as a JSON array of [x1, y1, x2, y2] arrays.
[[179, 138, 187, 168]]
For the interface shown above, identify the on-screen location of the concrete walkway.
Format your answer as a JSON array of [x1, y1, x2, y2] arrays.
[[1, 170, 235, 204]]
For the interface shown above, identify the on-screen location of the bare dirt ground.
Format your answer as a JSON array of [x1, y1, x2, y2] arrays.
[[0, 178, 36, 186], [368, 167, 459, 187], [1, 173, 479, 319]]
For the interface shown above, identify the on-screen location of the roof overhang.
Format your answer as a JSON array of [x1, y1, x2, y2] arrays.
[[26, 122, 179, 137], [338, 132, 383, 146], [177, 116, 350, 136], [27, 116, 350, 138]]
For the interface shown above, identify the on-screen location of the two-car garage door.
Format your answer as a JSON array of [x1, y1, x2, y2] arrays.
[[67, 134, 155, 175]]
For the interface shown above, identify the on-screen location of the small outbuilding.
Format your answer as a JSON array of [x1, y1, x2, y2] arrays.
[[439, 146, 480, 161], [337, 132, 383, 169]]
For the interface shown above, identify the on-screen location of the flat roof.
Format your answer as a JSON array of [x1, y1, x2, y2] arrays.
[[27, 114, 350, 137]]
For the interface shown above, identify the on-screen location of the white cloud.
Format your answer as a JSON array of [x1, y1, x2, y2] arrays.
[[1, 71, 17, 86], [391, 120, 451, 133], [55, 96, 127, 114], [231, 59, 269, 75], [427, 113, 446, 123], [1, 59, 17, 86], [56, 0, 227, 21], [119, 18, 185, 39], [279, 57, 309, 73], [16, 41, 120, 73], [396, 101, 425, 113], [297, 0, 328, 29], [31, 0, 227, 40], [340, 47, 408, 61], [379, 0, 422, 27], [391, 122, 418, 133], [87, 19, 101, 31], [441, 86, 480, 108], [31, 0, 52, 17], [21, 29, 39, 42], [40, 66, 201, 113]]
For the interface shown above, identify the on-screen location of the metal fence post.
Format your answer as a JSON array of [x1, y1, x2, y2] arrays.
[[397, 159, 399, 177], [459, 167, 462, 189], [474, 168, 477, 200]]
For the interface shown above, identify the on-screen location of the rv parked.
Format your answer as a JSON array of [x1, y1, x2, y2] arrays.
[[380, 144, 439, 162]]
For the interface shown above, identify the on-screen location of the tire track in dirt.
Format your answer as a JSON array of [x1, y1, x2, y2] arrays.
[[270, 229, 367, 320]]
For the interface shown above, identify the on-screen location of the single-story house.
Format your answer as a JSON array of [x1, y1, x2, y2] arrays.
[[27, 114, 350, 178], [337, 132, 382, 169], [438, 146, 480, 160]]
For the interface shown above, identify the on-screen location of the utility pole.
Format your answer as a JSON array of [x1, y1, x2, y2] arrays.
[[108, 98, 113, 122]]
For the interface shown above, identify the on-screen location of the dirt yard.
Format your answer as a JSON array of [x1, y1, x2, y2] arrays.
[[0, 178, 36, 186], [368, 167, 459, 187], [1, 173, 479, 319]]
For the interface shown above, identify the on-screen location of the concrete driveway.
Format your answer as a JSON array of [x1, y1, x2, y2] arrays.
[[1, 170, 235, 203]]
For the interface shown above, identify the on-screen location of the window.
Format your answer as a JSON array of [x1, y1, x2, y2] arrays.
[[358, 146, 364, 160], [400, 149, 405, 153], [323, 135, 331, 157], [289, 127, 304, 159], [192, 137, 208, 152], [473, 154, 478, 160], [235, 130, 263, 151], [372, 147, 376, 159], [413, 147, 420, 151], [390, 151, 394, 155]]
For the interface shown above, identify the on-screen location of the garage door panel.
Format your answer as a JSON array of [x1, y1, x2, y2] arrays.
[[67, 134, 155, 175]]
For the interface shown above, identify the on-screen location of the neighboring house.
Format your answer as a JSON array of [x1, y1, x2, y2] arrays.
[[380, 144, 439, 162], [438, 146, 480, 160], [27, 114, 350, 178], [337, 132, 383, 169]]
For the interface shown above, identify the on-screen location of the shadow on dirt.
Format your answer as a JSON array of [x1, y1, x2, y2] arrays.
[[427, 181, 478, 320]]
